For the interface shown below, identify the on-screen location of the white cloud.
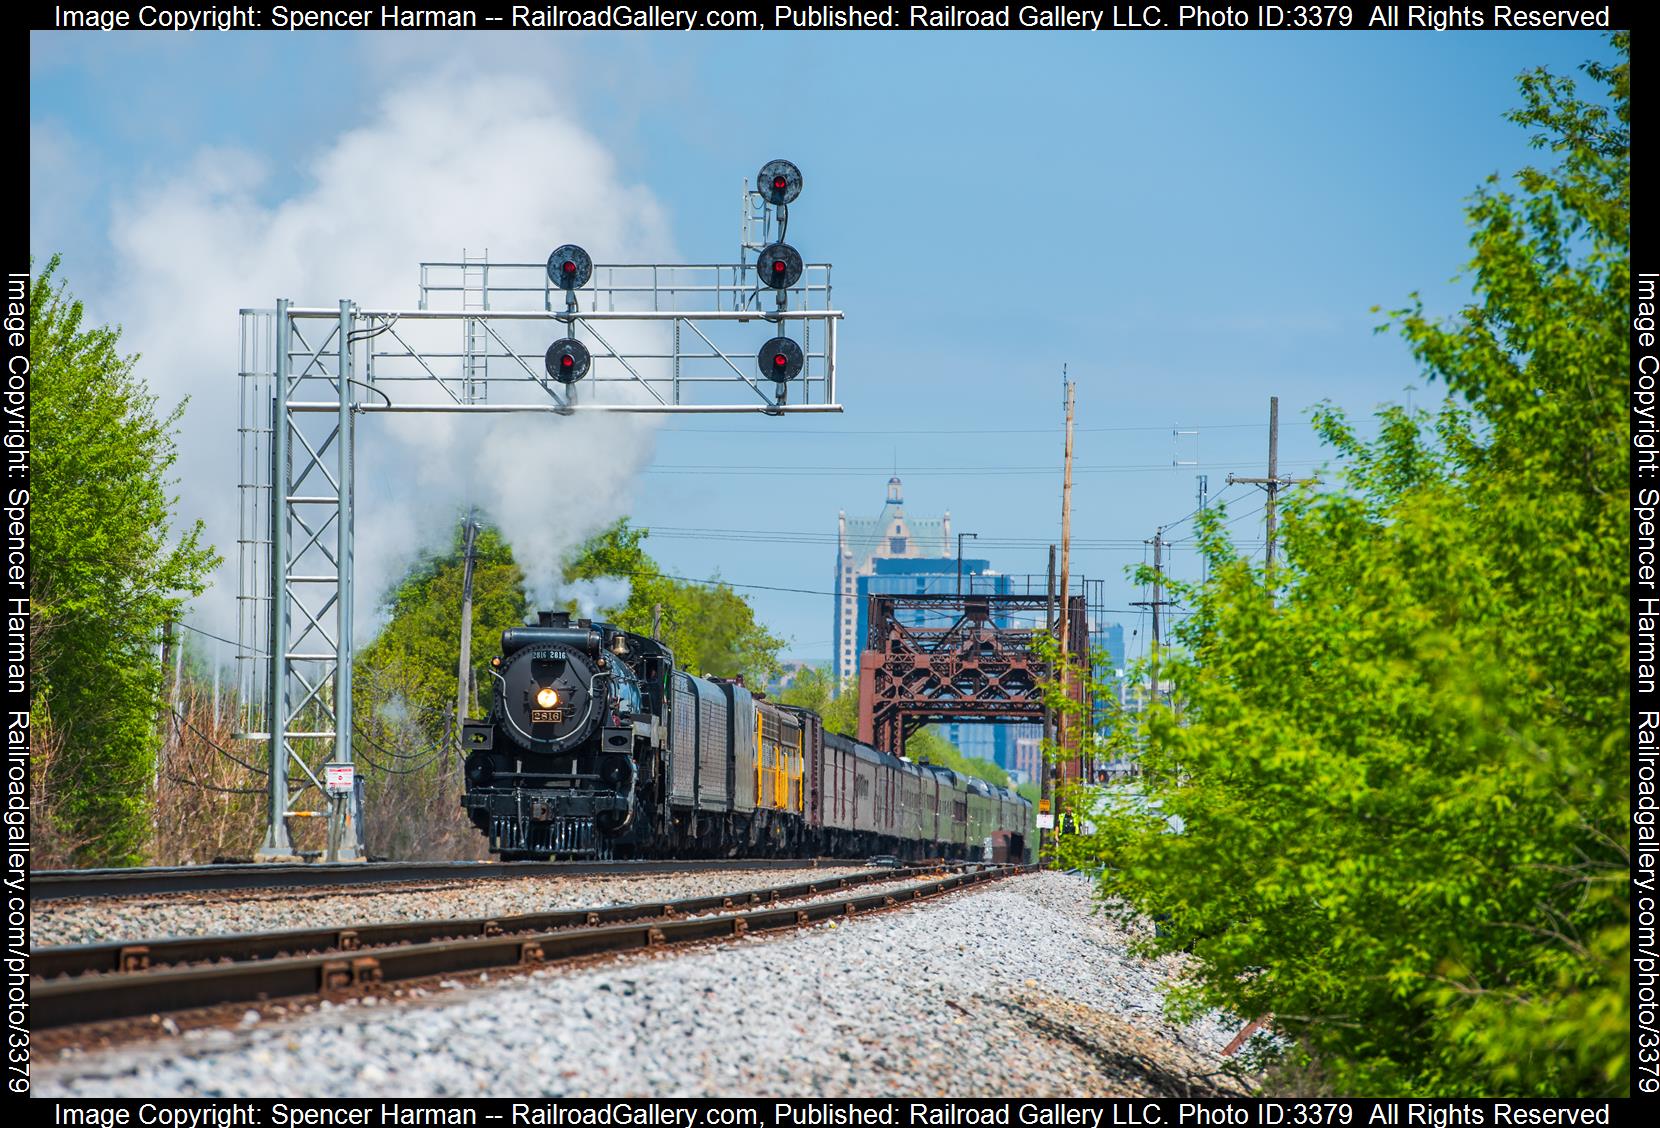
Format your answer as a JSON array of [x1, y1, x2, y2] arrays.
[[102, 67, 676, 641], [29, 119, 105, 275]]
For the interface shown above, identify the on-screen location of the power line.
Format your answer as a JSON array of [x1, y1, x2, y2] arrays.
[[353, 737, 453, 776], [164, 773, 265, 796], [351, 722, 457, 769], [351, 726, 447, 760], [177, 621, 242, 650], [1155, 483, 1244, 538], [1168, 500, 1270, 545], [172, 709, 268, 776], [659, 421, 1315, 437], [1223, 501, 1270, 529], [638, 459, 1321, 478], [641, 526, 1149, 549], [616, 568, 838, 598]]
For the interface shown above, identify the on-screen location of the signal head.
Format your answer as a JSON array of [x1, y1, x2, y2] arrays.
[[757, 159, 803, 206], [547, 245, 593, 290], [758, 337, 804, 383], [545, 338, 591, 384], [756, 242, 803, 290]]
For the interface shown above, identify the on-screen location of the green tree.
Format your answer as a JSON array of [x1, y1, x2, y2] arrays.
[[774, 664, 836, 715], [29, 256, 219, 865], [782, 669, 863, 738], [349, 521, 528, 859], [355, 521, 528, 746], [818, 688, 860, 741], [563, 519, 785, 684], [906, 726, 1010, 789], [1069, 39, 1629, 1096]]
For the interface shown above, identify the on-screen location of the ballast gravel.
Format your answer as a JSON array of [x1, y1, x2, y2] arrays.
[[37, 872, 1259, 1098], [33, 866, 876, 946]]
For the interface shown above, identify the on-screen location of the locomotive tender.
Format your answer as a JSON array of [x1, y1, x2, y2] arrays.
[[461, 611, 1031, 861]]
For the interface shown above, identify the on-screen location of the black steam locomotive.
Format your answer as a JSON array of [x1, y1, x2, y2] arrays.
[[461, 611, 1031, 861]]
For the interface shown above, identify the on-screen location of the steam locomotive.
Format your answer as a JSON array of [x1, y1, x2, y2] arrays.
[[460, 611, 1032, 861]]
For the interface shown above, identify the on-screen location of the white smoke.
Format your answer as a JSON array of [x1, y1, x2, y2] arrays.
[[91, 64, 677, 639], [468, 411, 652, 612], [553, 576, 634, 622], [374, 696, 413, 727]]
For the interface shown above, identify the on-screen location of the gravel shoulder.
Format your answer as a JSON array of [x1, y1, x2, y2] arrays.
[[32, 866, 878, 946], [37, 872, 1259, 1098]]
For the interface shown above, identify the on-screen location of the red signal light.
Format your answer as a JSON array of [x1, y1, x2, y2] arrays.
[[545, 338, 591, 383], [547, 245, 592, 290], [756, 242, 802, 290], [758, 336, 803, 383], [757, 160, 802, 206]]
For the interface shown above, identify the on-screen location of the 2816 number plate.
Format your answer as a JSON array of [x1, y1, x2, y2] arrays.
[[530, 709, 564, 724]]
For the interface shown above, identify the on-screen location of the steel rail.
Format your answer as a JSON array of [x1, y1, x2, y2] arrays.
[[33, 863, 956, 979], [33, 865, 1032, 1030], [28, 857, 893, 902]]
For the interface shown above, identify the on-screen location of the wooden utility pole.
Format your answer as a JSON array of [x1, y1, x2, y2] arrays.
[[157, 622, 178, 796], [1131, 528, 1173, 708], [455, 512, 480, 746], [1040, 543, 1056, 864], [1266, 396, 1280, 573], [1056, 372, 1075, 760], [1227, 396, 1313, 583], [1044, 544, 1056, 751], [1151, 530, 1163, 660], [171, 627, 185, 718]]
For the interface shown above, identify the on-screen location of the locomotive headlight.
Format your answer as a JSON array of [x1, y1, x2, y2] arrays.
[[536, 687, 559, 709]]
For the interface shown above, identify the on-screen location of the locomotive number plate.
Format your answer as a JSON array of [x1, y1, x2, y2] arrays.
[[530, 709, 564, 724]]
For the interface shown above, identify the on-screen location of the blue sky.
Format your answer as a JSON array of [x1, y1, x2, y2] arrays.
[[30, 29, 1620, 664]]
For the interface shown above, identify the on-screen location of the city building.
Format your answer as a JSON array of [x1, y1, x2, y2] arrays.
[[833, 475, 952, 687], [833, 476, 1038, 770], [1094, 621, 1126, 671], [1010, 735, 1043, 787]]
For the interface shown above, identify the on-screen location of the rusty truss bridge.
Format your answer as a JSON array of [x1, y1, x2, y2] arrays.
[[855, 589, 1093, 779]]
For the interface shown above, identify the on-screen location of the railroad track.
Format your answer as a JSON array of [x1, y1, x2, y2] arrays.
[[29, 855, 885, 902], [33, 862, 1033, 1030]]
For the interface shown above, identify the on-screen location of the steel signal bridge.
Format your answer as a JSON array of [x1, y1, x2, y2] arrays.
[[235, 162, 843, 860]]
